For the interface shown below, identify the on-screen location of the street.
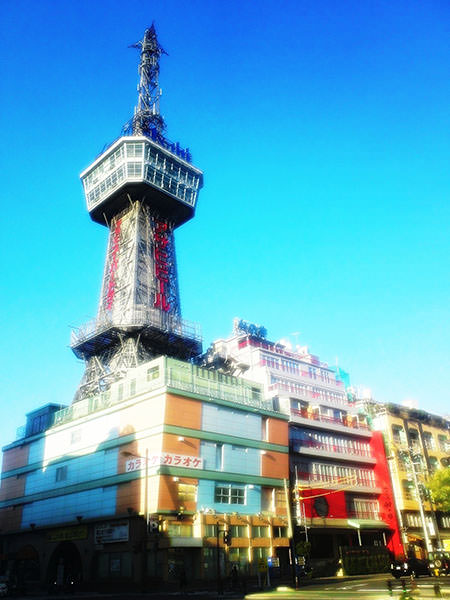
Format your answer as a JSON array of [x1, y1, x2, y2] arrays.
[[245, 573, 450, 599]]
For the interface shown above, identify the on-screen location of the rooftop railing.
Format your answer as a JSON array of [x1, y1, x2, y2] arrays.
[[49, 361, 273, 430], [166, 371, 273, 412]]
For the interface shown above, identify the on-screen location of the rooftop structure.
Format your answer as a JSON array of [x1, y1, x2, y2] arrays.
[[71, 26, 203, 402]]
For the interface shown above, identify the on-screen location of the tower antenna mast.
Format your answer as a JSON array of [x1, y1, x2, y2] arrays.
[[128, 24, 167, 137]]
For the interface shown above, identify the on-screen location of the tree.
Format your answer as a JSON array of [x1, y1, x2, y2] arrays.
[[428, 467, 450, 512]]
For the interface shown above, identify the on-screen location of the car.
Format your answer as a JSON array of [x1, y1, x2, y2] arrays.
[[428, 551, 450, 576], [390, 557, 430, 578]]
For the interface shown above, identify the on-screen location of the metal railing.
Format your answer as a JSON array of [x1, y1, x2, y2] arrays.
[[294, 439, 372, 458], [49, 364, 273, 430], [71, 307, 201, 347], [290, 408, 369, 430], [347, 510, 381, 520], [166, 372, 273, 412], [296, 470, 377, 488]]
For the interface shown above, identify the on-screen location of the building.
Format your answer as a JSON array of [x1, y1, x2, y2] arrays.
[[0, 357, 290, 588], [368, 401, 450, 557], [0, 26, 292, 590], [208, 319, 404, 568]]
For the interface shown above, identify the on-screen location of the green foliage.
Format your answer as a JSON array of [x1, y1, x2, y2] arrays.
[[428, 467, 450, 512]]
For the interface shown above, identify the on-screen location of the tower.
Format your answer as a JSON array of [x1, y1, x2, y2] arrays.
[[71, 25, 203, 401]]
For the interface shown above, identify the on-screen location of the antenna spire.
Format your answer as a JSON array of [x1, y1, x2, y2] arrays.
[[129, 24, 167, 137]]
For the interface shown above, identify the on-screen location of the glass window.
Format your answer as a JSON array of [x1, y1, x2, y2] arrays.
[[147, 366, 160, 381], [251, 526, 269, 538], [215, 444, 224, 470], [231, 525, 247, 537], [273, 526, 288, 538], [167, 523, 192, 536], [214, 485, 245, 505], [204, 524, 216, 537], [55, 466, 67, 482], [422, 432, 435, 450]]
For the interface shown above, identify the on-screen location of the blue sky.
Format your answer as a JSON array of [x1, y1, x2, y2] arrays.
[[1, 0, 449, 449]]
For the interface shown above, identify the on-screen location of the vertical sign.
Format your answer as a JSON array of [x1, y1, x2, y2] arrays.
[[153, 219, 171, 312]]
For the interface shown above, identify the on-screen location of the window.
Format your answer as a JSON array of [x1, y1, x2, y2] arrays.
[[31, 414, 47, 435], [127, 162, 142, 177], [130, 379, 136, 396], [215, 444, 224, 471], [252, 526, 269, 538], [406, 513, 421, 527], [438, 435, 449, 452], [428, 457, 439, 474], [347, 498, 379, 519], [402, 480, 416, 501], [214, 485, 245, 505], [392, 426, 405, 445], [409, 429, 420, 451], [178, 483, 197, 502], [167, 523, 192, 537], [147, 366, 160, 381], [274, 489, 286, 510], [230, 525, 247, 537], [273, 526, 288, 538], [117, 383, 124, 401], [422, 432, 435, 450], [253, 547, 270, 560], [55, 466, 68, 482], [204, 524, 217, 537], [441, 516, 450, 528]]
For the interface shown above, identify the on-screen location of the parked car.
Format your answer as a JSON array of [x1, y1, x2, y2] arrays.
[[390, 557, 430, 578], [428, 551, 450, 576]]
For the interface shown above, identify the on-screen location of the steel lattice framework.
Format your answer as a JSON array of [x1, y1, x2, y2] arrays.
[[123, 24, 167, 138], [72, 26, 203, 402]]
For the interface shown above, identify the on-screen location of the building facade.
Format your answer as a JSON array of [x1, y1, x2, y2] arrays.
[[0, 357, 290, 588], [368, 401, 450, 557], [209, 320, 404, 566]]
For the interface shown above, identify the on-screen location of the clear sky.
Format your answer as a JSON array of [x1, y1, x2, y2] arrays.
[[1, 0, 449, 450]]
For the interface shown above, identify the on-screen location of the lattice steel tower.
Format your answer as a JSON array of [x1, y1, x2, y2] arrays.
[[71, 25, 203, 401]]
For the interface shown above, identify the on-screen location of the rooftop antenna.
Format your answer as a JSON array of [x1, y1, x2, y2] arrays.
[[127, 23, 168, 137]]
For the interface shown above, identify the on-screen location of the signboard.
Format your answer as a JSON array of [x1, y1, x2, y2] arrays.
[[233, 318, 267, 340], [443, 539, 450, 552], [94, 521, 129, 544], [125, 453, 203, 472], [47, 525, 88, 542]]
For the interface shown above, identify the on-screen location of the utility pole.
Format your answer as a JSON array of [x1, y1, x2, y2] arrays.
[[284, 478, 298, 589]]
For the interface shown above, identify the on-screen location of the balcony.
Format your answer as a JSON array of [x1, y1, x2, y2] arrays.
[[296, 471, 380, 494], [347, 510, 382, 521], [293, 439, 376, 464], [268, 381, 347, 408], [290, 408, 371, 437]]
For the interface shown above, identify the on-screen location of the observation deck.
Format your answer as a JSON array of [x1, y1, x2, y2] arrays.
[[71, 308, 202, 361], [80, 135, 203, 227]]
